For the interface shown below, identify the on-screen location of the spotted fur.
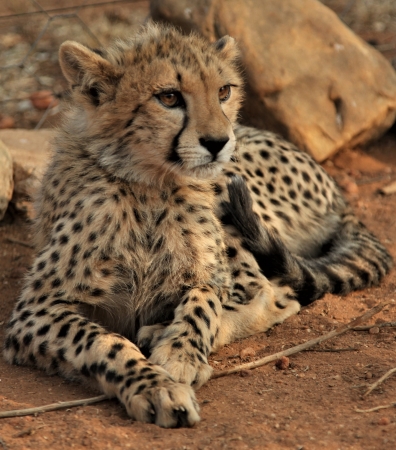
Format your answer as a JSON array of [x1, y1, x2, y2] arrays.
[[3, 24, 392, 428]]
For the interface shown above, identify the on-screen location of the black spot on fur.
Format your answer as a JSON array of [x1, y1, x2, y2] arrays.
[[32, 279, 43, 291], [59, 235, 69, 245], [23, 333, 33, 346], [37, 324, 50, 336], [19, 310, 32, 322], [108, 343, 124, 359], [72, 329, 86, 345], [37, 261, 46, 271], [194, 306, 211, 328], [57, 323, 71, 339], [183, 314, 202, 337], [39, 341, 48, 356], [260, 149, 270, 159], [226, 246, 237, 258], [222, 304, 236, 311], [125, 359, 137, 369]]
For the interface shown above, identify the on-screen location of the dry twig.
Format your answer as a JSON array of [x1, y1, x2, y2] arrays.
[[355, 402, 396, 413], [212, 302, 388, 379], [304, 347, 358, 352], [364, 367, 396, 397], [0, 395, 107, 419], [353, 322, 396, 331]]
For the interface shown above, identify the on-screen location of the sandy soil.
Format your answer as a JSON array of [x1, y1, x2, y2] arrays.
[[0, 132, 396, 450]]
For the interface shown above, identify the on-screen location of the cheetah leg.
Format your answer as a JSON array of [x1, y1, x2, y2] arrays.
[[213, 282, 300, 351], [4, 291, 200, 428], [148, 284, 222, 389], [213, 238, 301, 350], [139, 281, 300, 357]]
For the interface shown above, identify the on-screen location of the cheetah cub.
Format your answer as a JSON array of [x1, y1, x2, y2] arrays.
[[4, 24, 392, 428]]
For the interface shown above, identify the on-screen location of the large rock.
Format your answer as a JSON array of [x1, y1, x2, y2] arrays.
[[0, 129, 53, 218], [0, 140, 14, 220], [151, 0, 396, 161]]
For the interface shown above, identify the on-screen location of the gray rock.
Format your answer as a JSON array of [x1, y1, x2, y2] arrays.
[[151, 0, 396, 161]]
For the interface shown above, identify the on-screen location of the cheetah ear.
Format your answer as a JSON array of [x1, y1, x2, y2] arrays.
[[213, 35, 239, 60], [59, 41, 117, 87]]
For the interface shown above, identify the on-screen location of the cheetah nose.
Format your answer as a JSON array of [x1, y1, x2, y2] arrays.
[[199, 137, 229, 159]]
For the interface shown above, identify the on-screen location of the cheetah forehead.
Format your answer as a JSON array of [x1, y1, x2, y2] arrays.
[[98, 24, 242, 87]]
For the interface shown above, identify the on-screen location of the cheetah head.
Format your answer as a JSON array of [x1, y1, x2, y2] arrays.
[[58, 24, 243, 185]]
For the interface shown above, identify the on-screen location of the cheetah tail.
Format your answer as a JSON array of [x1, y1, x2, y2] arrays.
[[224, 176, 393, 306]]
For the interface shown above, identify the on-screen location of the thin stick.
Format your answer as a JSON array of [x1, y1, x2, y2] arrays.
[[0, 395, 107, 419], [212, 302, 388, 379], [364, 367, 396, 397], [304, 347, 358, 353], [353, 322, 396, 331], [355, 402, 396, 413], [5, 238, 34, 249]]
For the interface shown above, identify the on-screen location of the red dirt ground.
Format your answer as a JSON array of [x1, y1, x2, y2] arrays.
[[0, 132, 396, 449]]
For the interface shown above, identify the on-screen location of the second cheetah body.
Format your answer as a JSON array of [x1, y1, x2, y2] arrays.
[[4, 25, 392, 428]]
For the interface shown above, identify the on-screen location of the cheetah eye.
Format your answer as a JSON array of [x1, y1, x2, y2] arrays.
[[156, 91, 185, 108], [219, 85, 231, 102]]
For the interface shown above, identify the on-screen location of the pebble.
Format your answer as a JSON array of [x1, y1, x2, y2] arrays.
[[0, 115, 15, 129], [240, 347, 256, 359], [239, 370, 251, 377], [30, 90, 58, 110], [378, 417, 390, 426], [338, 178, 359, 195], [275, 356, 290, 370], [369, 326, 380, 334]]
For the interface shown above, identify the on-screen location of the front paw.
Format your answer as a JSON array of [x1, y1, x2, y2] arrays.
[[120, 366, 200, 428], [137, 323, 168, 357], [149, 342, 213, 389]]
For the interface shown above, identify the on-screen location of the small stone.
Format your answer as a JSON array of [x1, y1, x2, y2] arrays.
[[29, 90, 58, 110], [337, 176, 359, 195], [239, 370, 251, 377], [365, 372, 373, 379], [343, 180, 359, 195], [275, 356, 290, 370], [240, 347, 256, 359], [0, 116, 15, 129], [369, 326, 380, 334], [378, 417, 390, 426]]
